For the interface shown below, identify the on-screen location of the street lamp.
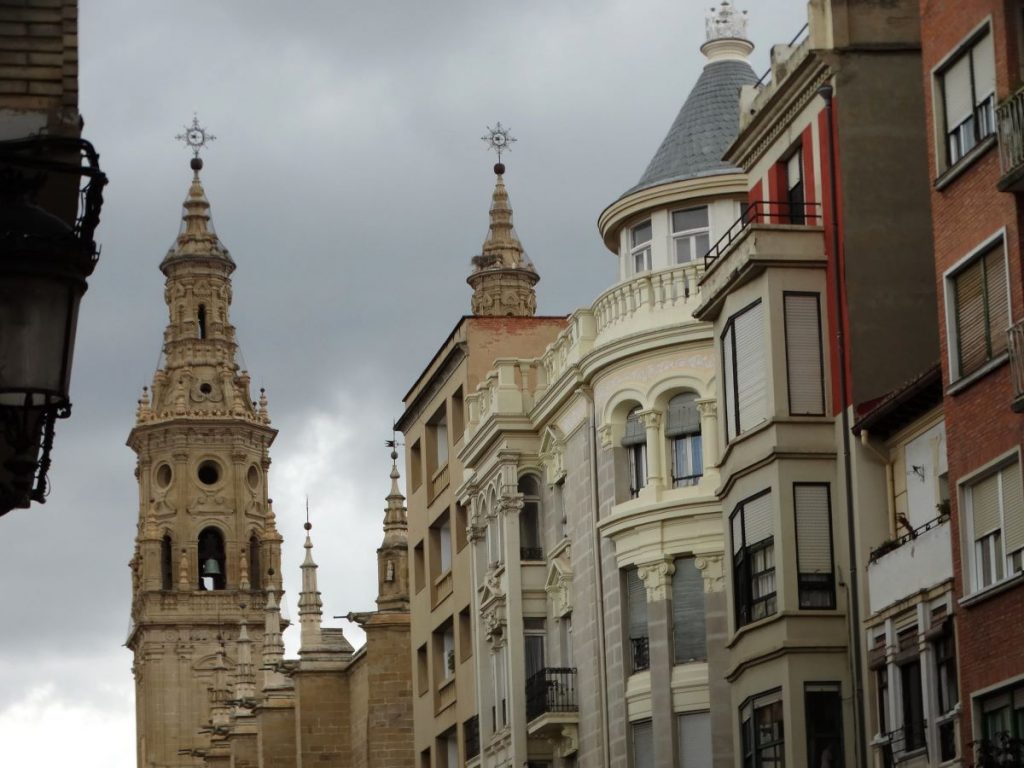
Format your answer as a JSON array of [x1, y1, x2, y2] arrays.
[[0, 136, 106, 515]]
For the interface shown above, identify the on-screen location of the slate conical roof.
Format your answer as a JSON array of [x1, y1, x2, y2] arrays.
[[623, 55, 756, 198]]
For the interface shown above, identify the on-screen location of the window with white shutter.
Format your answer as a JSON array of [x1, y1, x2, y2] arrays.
[[966, 458, 1024, 591], [794, 483, 835, 609], [722, 301, 767, 442], [631, 720, 654, 768], [731, 491, 776, 627], [672, 557, 707, 663], [626, 567, 650, 672], [949, 239, 1009, 379], [784, 293, 825, 415], [623, 406, 648, 499], [938, 27, 996, 168], [677, 711, 712, 768], [667, 393, 703, 487]]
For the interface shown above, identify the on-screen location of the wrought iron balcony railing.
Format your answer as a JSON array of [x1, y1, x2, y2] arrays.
[[703, 200, 823, 268], [998, 87, 1024, 190], [868, 513, 949, 563], [525, 667, 578, 723]]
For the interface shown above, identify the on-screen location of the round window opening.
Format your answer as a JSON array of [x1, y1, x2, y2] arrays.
[[246, 465, 260, 490], [199, 382, 213, 395], [155, 463, 172, 489], [197, 460, 221, 486]]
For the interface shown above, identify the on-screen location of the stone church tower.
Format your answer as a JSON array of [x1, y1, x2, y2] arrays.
[[126, 155, 282, 768]]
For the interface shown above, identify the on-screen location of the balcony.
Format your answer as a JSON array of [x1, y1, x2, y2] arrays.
[[1009, 320, 1024, 412], [867, 515, 952, 614], [432, 568, 453, 607], [526, 668, 578, 741], [997, 86, 1024, 192], [696, 200, 825, 320]]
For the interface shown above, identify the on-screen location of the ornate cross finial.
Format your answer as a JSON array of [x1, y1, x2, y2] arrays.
[[482, 122, 516, 164], [175, 114, 216, 160]]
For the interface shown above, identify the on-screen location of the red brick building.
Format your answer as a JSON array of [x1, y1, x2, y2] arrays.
[[918, 0, 1024, 762]]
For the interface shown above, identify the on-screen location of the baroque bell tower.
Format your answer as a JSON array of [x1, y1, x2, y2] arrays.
[[126, 125, 282, 768]]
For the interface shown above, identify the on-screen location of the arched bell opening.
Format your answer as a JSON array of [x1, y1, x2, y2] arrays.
[[197, 527, 226, 590]]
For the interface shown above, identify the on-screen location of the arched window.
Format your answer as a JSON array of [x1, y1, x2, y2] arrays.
[[197, 527, 226, 590], [197, 304, 207, 339], [622, 407, 647, 498], [161, 534, 173, 590], [518, 474, 543, 561], [666, 393, 703, 488], [249, 534, 261, 591]]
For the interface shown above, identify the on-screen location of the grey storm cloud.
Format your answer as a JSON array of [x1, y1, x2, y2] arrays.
[[0, 1, 806, 762]]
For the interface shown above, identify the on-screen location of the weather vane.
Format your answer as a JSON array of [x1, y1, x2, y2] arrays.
[[175, 114, 216, 160], [482, 122, 516, 163]]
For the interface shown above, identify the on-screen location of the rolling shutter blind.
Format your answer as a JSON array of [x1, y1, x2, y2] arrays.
[[743, 492, 773, 546], [955, 260, 987, 375], [723, 326, 736, 442], [971, 472, 1001, 539], [672, 557, 707, 663], [985, 248, 1009, 355], [943, 51, 973, 127], [677, 712, 712, 768], [784, 294, 825, 415], [627, 568, 648, 639], [795, 484, 832, 573], [623, 408, 647, 446], [974, 32, 996, 99], [666, 394, 701, 437], [1002, 461, 1024, 554], [632, 720, 654, 768], [734, 303, 767, 432]]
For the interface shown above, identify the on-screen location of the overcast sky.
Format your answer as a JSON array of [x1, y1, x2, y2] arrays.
[[0, 1, 807, 764]]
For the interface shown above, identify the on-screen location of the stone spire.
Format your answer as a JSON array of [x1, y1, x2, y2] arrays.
[[297, 519, 323, 651], [233, 617, 257, 706], [160, 157, 234, 271], [261, 581, 290, 692], [467, 162, 539, 317], [377, 444, 410, 612]]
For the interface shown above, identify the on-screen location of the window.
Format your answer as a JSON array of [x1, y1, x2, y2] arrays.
[[896, 625, 926, 752], [666, 394, 702, 488], [430, 410, 449, 470], [626, 567, 649, 672], [731, 492, 775, 627], [722, 301, 767, 443], [559, 613, 573, 667], [676, 711, 712, 768], [417, 643, 429, 695], [197, 304, 207, 339], [249, 534, 262, 591], [805, 684, 843, 768], [948, 239, 1009, 379], [524, 617, 546, 680], [436, 623, 455, 681], [672, 557, 707, 664], [454, 503, 468, 552], [794, 484, 835, 609], [410, 440, 422, 491], [413, 540, 425, 593], [631, 220, 652, 274], [965, 458, 1024, 592], [938, 27, 995, 168], [439, 517, 452, 572], [784, 293, 825, 415], [932, 623, 959, 761], [197, 527, 226, 590], [458, 606, 473, 662], [451, 387, 465, 442], [784, 150, 805, 224], [672, 207, 710, 264], [631, 719, 654, 768], [491, 644, 509, 728], [519, 474, 543, 561], [554, 478, 567, 539], [623, 407, 648, 498], [741, 691, 784, 768], [161, 534, 173, 590], [977, 683, 1024, 762]]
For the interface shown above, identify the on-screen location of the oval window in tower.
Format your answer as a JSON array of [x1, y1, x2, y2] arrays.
[[197, 460, 221, 486], [155, 463, 172, 490], [246, 464, 260, 491]]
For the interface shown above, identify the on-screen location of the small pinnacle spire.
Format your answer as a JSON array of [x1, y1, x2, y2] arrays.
[[233, 615, 256, 705], [298, 510, 323, 651], [261, 580, 289, 691]]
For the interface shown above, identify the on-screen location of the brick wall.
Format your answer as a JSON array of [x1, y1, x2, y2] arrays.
[[0, 0, 78, 120]]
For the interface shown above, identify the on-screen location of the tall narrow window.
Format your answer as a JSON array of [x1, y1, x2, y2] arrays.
[[626, 567, 649, 672], [197, 527, 226, 590], [161, 534, 173, 590], [784, 293, 825, 416], [197, 304, 207, 339], [672, 556, 707, 663], [519, 474, 543, 561], [785, 149, 805, 224], [965, 458, 1024, 592], [249, 534, 262, 591], [731, 492, 775, 627], [672, 207, 710, 264], [623, 407, 647, 498], [722, 301, 767, 442], [740, 691, 784, 768], [631, 220, 653, 274], [794, 483, 835, 609], [676, 711, 712, 768], [932, 621, 959, 762], [666, 394, 703, 488], [949, 240, 1009, 379], [939, 27, 996, 167], [524, 617, 546, 680], [805, 684, 844, 767], [438, 516, 452, 573], [631, 719, 654, 768]]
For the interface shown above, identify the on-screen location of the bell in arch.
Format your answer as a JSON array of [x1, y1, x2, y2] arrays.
[[202, 557, 222, 576]]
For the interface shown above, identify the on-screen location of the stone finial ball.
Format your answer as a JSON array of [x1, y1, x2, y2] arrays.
[[494, 162, 505, 175], [391, 449, 398, 461], [191, 157, 204, 171], [303, 522, 312, 531]]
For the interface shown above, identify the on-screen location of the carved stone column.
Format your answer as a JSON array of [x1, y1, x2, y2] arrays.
[[638, 409, 664, 491], [638, 557, 676, 768], [697, 398, 719, 468]]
